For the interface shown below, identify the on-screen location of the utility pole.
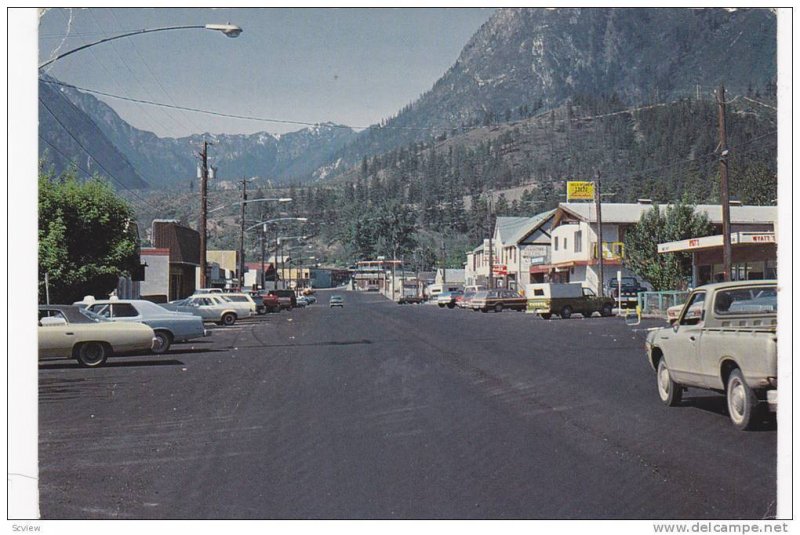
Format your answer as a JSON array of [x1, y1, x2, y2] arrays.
[[238, 177, 248, 290], [260, 226, 266, 290], [487, 191, 494, 289], [198, 141, 210, 289], [594, 170, 605, 296], [441, 241, 447, 286], [717, 84, 732, 282]]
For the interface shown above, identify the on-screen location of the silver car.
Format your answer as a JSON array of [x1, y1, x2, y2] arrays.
[[82, 299, 210, 354]]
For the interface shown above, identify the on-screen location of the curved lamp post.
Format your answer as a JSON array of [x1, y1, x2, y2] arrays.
[[39, 23, 243, 69]]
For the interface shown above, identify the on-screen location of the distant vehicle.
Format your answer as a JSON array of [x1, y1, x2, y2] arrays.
[[426, 284, 462, 300], [436, 290, 463, 309], [398, 295, 425, 304], [161, 294, 242, 326], [295, 296, 309, 307], [248, 291, 282, 314], [527, 283, 615, 319], [470, 289, 527, 313], [81, 298, 211, 353], [606, 276, 648, 303], [268, 289, 297, 310], [39, 305, 156, 367], [215, 293, 257, 317], [458, 289, 480, 309], [302, 294, 317, 305], [329, 295, 344, 308], [645, 281, 777, 430], [194, 288, 224, 294]]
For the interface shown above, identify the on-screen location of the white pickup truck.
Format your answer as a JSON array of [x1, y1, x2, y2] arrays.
[[644, 280, 778, 430]]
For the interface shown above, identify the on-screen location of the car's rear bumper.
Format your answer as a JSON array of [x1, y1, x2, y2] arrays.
[[767, 389, 777, 412]]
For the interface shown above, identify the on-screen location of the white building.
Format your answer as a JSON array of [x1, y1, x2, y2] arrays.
[[548, 201, 777, 292]]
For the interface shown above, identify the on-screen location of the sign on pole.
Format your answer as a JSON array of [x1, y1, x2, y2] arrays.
[[567, 181, 595, 201]]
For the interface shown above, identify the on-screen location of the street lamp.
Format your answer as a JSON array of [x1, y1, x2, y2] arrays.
[[39, 23, 243, 69]]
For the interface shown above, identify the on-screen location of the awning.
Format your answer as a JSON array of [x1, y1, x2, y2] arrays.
[[658, 232, 776, 254]]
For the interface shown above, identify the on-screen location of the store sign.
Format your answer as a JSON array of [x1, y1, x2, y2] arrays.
[[567, 181, 595, 201], [520, 245, 548, 260], [492, 264, 508, 275]]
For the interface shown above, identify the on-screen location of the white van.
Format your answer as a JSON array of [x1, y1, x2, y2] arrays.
[[426, 283, 462, 299]]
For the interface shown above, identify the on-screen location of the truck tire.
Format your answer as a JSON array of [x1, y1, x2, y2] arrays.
[[447, 302, 455, 309], [540, 313, 552, 320], [726, 368, 760, 430], [494, 303, 503, 313], [220, 312, 237, 326], [601, 303, 614, 317], [76, 342, 109, 368], [152, 330, 172, 354], [560, 306, 572, 319], [657, 358, 682, 406], [256, 306, 266, 315]]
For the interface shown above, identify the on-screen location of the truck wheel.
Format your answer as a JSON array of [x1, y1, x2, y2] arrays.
[[560, 306, 572, 319], [540, 313, 552, 320], [221, 312, 236, 326], [601, 303, 613, 317], [494, 303, 503, 313], [256, 306, 266, 315], [657, 358, 682, 406], [76, 342, 108, 368], [727, 368, 759, 430], [447, 302, 455, 309], [438, 303, 445, 308], [152, 330, 172, 354]]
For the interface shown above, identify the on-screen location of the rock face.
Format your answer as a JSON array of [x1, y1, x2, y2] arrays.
[[329, 7, 777, 169]]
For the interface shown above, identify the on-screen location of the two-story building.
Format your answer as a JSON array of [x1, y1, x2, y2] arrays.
[[548, 201, 777, 292], [464, 211, 555, 291]]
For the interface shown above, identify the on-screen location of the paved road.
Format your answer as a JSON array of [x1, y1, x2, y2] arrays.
[[38, 290, 777, 519]]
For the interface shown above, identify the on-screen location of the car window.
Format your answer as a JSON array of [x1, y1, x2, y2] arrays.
[[679, 292, 706, 326], [112, 303, 139, 318], [89, 304, 111, 318], [79, 308, 109, 322], [582, 288, 596, 297], [39, 309, 66, 321], [715, 287, 777, 315]]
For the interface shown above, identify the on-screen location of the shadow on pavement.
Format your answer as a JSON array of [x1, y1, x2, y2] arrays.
[[680, 394, 777, 432]]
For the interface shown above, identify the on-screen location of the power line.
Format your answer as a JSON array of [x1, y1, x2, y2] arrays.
[[38, 96, 163, 214]]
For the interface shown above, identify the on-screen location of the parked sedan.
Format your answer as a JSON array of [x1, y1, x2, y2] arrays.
[[161, 295, 243, 326], [82, 298, 210, 353], [215, 293, 257, 317], [471, 289, 528, 313], [39, 305, 156, 367]]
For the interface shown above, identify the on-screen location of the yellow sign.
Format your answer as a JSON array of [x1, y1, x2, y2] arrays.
[[567, 181, 595, 201]]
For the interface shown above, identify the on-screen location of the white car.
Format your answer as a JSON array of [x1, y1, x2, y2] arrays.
[[216, 293, 257, 316]]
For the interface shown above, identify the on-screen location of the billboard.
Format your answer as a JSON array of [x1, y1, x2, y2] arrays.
[[567, 181, 595, 201]]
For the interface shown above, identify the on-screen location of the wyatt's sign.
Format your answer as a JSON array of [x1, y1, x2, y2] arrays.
[[567, 181, 595, 201]]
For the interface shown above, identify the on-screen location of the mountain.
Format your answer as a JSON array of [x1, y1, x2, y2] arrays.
[[39, 77, 358, 189], [39, 76, 149, 189], [325, 7, 777, 171]]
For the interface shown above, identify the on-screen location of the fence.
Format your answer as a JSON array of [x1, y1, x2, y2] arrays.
[[638, 291, 691, 318]]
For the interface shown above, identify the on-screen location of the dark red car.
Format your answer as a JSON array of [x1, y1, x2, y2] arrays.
[[250, 291, 281, 314]]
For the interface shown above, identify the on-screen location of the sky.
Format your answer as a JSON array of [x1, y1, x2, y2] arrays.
[[38, 7, 496, 138]]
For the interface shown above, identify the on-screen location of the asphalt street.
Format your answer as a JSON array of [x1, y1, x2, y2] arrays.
[[38, 290, 778, 519]]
